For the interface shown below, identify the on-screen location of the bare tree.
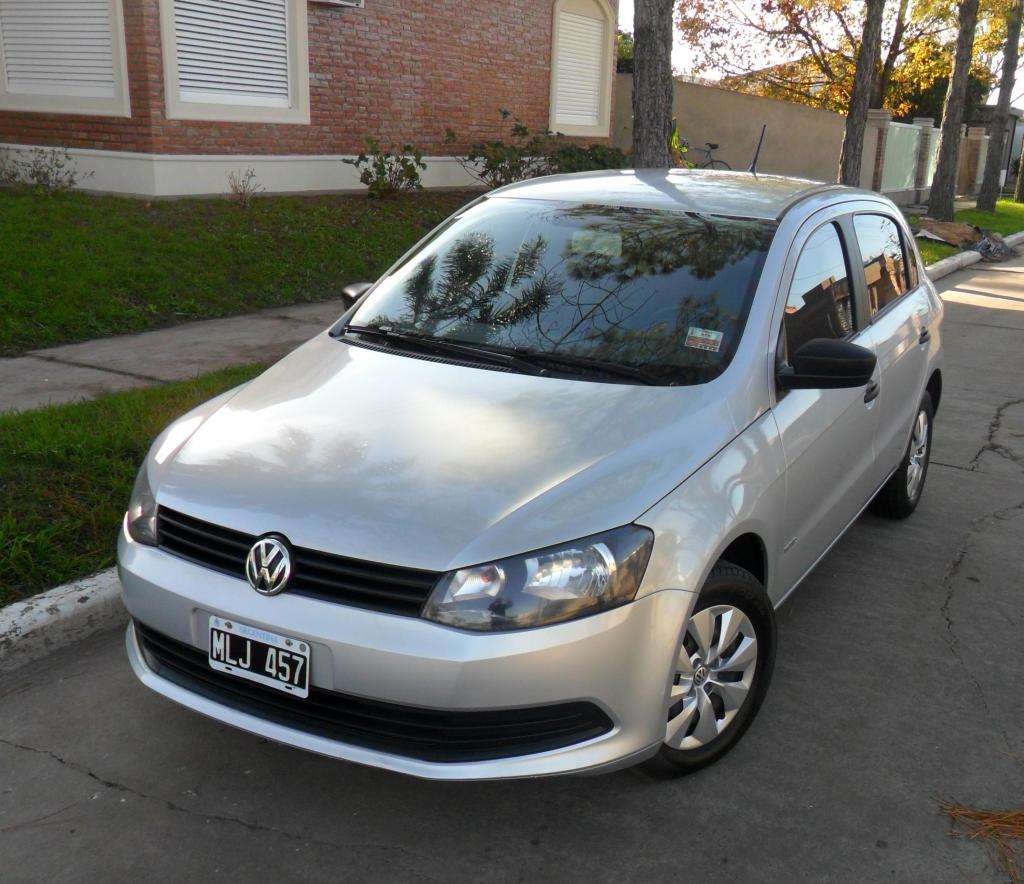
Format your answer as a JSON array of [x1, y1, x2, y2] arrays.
[[928, 0, 982, 220], [632, 0, 674, 167], [977, 0, 1023, 212], [839, 0, 886, 185]]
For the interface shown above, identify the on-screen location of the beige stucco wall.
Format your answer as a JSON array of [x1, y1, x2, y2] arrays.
[[614, 74, 846, 182]]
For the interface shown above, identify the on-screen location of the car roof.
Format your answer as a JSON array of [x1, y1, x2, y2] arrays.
[[487, 168, 873, 221]]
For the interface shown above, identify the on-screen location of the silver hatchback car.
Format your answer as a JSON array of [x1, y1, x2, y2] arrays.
[[120, 170, 942, 780]]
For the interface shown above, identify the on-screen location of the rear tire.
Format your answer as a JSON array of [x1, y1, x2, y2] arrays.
[[702, 159, 731, 171], [638, 563, 775, 778], [871, 392, 933, 520]]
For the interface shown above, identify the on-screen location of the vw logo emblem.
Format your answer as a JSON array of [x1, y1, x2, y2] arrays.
[[245, 536, 291, 596]]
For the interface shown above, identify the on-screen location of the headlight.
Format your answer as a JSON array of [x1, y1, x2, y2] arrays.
[[423, 525, 654, 631], [126, 463, 158, 546]]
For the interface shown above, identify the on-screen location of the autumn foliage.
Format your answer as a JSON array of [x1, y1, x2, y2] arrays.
[[675, 0, 1006, 119]]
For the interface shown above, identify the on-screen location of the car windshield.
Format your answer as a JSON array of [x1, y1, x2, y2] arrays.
[[347, 197, 777, 385]]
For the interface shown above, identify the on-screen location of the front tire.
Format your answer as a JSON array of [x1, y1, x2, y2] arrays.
[[871, 392, 933, 519], [639, 563, 775, 778]]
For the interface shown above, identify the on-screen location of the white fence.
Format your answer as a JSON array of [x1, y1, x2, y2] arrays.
[[880, 122, 920, 194], [868, 113, 991, 205]]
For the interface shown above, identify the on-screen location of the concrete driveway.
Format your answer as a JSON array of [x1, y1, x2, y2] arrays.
[[2, 258, 1023, 882]]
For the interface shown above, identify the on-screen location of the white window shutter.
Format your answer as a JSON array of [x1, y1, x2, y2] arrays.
[[553, 9, 605, 128], [173, 0, 290, 107], [0, 0, 117, 99]]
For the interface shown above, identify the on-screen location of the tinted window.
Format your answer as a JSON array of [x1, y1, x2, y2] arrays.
[[782, 222, 855, 359], [854, 214, 909, 315], [350, 198, 777, 385]]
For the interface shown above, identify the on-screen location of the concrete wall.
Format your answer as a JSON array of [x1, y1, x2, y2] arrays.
[[613, 74, 845, 181]]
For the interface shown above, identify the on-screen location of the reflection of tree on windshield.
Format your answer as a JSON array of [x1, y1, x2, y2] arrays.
[[558, 205, 774, 282], [364, 204, 775, 383], [392, 234, 556, 333]]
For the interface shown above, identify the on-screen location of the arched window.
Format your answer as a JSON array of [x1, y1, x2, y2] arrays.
[[549, 0, 614, 138]]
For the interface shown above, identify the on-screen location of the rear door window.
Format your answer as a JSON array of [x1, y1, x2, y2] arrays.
[[782, 222, 855, 360], [853, 214, 910, 316]]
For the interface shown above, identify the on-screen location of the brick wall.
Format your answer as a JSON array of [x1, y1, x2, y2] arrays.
[[0, 0, 614, 156]]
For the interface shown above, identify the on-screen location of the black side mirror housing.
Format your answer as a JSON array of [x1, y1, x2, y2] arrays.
[[777, 338, 877, 390], [341, 281, 373, 310]]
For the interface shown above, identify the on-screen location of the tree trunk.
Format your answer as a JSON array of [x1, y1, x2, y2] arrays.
[[977, 0, 1023, 212], [839, 0, 885, 186], [871, 0, 910, 108], [928, 0, 982, 220], [1016, 153, 1024, 202], [632, 0, 674, 168]]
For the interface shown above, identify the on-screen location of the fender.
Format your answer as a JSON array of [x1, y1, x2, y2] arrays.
[[635, 411, 788, 604]]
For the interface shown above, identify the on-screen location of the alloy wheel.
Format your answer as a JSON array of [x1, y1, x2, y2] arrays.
[[664, 604, 758, 750], [906, 408, 929, 500]]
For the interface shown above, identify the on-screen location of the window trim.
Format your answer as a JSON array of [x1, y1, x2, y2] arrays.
[[900, 224, 921, 290], [0, 0, 131, 118], [159, 0, 310, 125], [548, 0, 614, 138], [850, 211, 913, 325], [779, 219, 860, 362], [769, 212, 870, 404]]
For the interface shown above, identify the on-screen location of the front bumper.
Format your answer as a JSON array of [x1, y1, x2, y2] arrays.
[[119, 522, 695, 780]]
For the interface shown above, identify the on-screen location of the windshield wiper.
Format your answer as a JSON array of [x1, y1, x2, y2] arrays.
[[342, 325, 546, 376], [343, 325, 670, 385], [505, 350, 669, 386]]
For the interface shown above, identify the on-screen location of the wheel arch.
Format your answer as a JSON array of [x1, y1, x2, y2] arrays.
[[714, 532, 767, 588]]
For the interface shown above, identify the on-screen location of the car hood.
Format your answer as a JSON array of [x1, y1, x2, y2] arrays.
[[156, 334, 741, 571]]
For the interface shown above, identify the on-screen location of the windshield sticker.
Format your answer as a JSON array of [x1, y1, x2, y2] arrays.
[[570, 229, 622, 258], [685, 327, 724, 352]]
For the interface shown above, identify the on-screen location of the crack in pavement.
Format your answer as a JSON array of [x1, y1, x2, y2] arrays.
[[25, 354, 167, 384], [0, 801, 80, 834], [937, 497, 1024, 757], [0, 737, 440, 876], [932, 460, 972, 472], [967, 398, 1024, 471]]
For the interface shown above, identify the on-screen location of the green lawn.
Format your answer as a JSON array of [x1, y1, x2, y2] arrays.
[[910, 199, 1024, 266], [0, 363, 265, 606], [914, 238, 959, 266], [0, 189, 471, 357]]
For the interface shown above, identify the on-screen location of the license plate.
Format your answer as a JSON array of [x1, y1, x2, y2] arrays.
[[208, 616, 309, 698]]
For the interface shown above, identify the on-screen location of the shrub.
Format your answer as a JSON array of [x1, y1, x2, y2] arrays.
[[446, 110, 552, 189], [546, 142, 629, 174], [226, 168, 265, 208], [0, 146, 91, 194], [670, 119, 692, 168], [344, 138, 426, 198], [448, 109, 632, 189]]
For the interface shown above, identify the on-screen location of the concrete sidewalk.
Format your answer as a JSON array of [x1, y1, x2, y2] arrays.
[[1, 257, 1022, 881], [0, 299, 347, 413]]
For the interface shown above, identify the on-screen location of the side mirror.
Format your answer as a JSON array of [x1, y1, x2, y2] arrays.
[[341, 281, 373, 310], [777, 338, 877, 390]]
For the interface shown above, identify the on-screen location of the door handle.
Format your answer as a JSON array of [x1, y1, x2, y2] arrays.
[[864, 381, 880, 404], [919, 326, 931, 345]]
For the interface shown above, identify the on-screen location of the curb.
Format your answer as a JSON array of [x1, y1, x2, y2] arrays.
[[3, 231, 1024, 672], [0, 568, 125, 673], [925, 230, 1024, 282]]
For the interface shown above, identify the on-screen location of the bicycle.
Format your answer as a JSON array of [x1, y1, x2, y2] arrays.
[[684, 140, 731, 170]]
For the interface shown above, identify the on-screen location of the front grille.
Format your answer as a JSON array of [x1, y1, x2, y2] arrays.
[[136, 622, 613, 763], [156, 507, 439, 617]]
